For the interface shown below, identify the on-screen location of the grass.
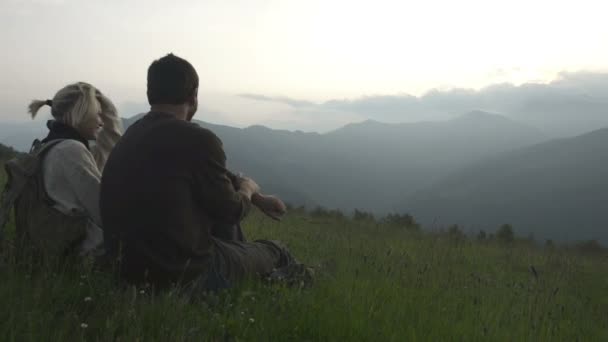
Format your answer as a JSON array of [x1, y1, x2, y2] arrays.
[[1, 168, 607, 341]]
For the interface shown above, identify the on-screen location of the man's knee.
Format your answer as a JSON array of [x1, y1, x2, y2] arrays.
[[253, 239, 296, 266]]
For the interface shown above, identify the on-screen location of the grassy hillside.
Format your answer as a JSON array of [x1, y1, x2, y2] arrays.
[[0, 143, 23, 163], [0, 142, 22, 189], [1, 198, 607, 340], [0, 142, 607, 340], [0, 164, 5, 189]]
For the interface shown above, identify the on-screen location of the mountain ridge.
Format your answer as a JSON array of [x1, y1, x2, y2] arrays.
[[406, 126, 608, 243]]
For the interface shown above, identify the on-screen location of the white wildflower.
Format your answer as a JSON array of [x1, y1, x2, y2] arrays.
[[84, 297, 92, 302], [80, 323, 88, 329]]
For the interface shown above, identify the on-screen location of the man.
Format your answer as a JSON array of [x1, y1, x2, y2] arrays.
[[100, 53, 301, 291]]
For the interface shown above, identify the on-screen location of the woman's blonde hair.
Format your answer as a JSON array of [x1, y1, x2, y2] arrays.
[[28, 82, 102, 129]]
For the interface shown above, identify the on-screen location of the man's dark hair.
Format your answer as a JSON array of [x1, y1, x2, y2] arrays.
[[147, 53, 199, 105]]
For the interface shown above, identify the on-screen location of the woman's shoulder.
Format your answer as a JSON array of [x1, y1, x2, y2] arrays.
[[46, 138, 89, 153], [44, 139, 96, 165]]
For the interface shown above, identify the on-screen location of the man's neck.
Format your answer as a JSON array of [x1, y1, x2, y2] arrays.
[[150, 104, 188, 121]]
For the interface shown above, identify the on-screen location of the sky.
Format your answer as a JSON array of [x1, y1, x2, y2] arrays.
[[1, 0, 607, 130]]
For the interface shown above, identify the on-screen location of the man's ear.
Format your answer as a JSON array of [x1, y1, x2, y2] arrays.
[[186, 88, 199, 121], [190, 87, 198, 103]]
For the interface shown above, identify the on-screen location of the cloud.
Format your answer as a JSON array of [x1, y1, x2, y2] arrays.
[[3, 71, 608, 136], [236, 71, 608, 136], [321, 94, 429, 121], [258, 107, 365, 133], [238, 94, 316, 108]]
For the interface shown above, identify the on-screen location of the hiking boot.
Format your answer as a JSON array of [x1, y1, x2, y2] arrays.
[[266, 263, 315, 288]]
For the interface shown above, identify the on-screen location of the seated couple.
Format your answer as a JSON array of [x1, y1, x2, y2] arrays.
[[0, 54, 308, 291]]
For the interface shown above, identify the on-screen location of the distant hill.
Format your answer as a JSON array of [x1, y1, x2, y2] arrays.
[[406, 128, 608, 243], [120, 111, 546, 213], [0, 121, 46, 152], [3, 111, 547, 212], [124, 113, 319, 208], [3, 112, 605, 242], [308, 111, 545, 212]]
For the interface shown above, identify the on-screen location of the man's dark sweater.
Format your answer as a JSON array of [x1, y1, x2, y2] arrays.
[[100, 112, 251, 286]]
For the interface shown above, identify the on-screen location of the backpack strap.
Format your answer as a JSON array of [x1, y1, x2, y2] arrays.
[[0, 139, 65, 240], [32, 139, 66, 159]]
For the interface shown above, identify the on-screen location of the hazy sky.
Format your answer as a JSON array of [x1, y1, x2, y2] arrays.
[[1, 0, 607, 127]]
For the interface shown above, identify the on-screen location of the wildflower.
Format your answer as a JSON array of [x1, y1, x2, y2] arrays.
[[139, 290, 145, 295], [80, 323, 88, 329], [249, 318, 255, 323], [84, 297, 92, 302]]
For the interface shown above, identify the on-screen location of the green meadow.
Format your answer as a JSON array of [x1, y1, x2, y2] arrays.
[[0, 168, 607, 341]]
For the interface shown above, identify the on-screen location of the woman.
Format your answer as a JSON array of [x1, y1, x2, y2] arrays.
[[25, 82, 122, 256]]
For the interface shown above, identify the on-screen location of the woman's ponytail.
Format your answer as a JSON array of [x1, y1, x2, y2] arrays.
[[27, 99, 52, 118]]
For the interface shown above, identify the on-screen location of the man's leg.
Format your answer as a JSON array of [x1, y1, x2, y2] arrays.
[[210, 238, 295, 284], [190, 239, 312, 293]]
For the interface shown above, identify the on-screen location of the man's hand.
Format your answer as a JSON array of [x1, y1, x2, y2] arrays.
[[252, 193, 287, 221], [237, 176, 260, 199], [233, 173, 286, 220]]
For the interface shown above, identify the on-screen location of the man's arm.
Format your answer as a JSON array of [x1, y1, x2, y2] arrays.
[[226, 170, 287, 221], [195, 134, 257, 225]]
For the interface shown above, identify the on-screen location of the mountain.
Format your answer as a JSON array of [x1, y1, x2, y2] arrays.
[[505, 84, 608, 137], [406, 128, 608, 243], [124, 113, 319, 208], [0, 111, 548, 214], [314, 111, 546, 212], [4, 112, 603, 242], [121, 111, 546, 213]]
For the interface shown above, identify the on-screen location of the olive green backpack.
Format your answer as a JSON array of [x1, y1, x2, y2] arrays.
[[0, 140, 87, 255]]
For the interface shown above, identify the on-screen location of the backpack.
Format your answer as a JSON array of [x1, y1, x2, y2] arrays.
[[0, 139, 87, 255]]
